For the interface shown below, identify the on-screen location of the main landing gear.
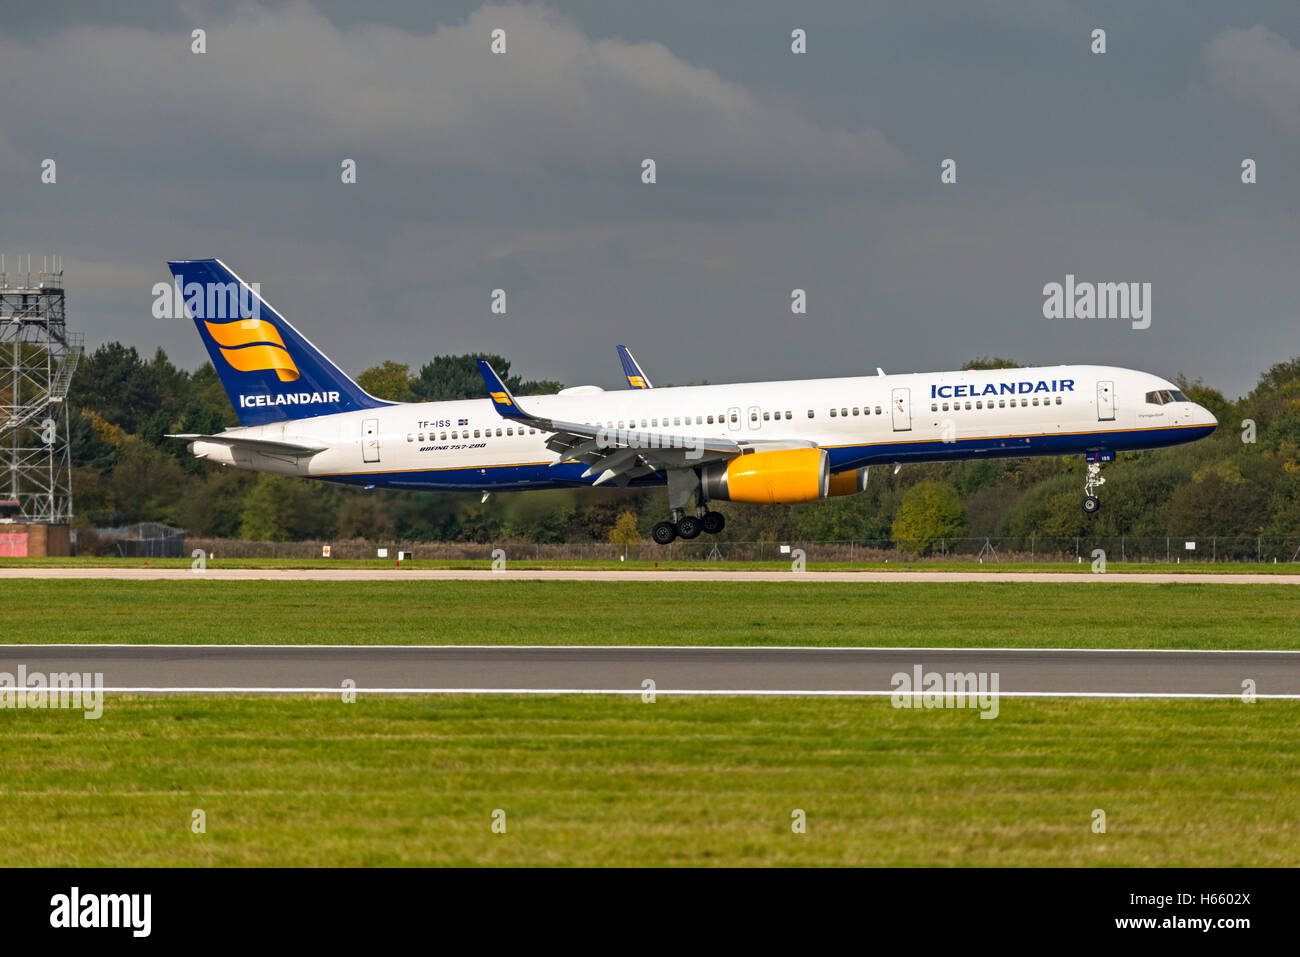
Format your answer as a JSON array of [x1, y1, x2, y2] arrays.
[[652, 508, 725, 545], [652, 468, 727, 544], [1082, 460, 1105, 514]]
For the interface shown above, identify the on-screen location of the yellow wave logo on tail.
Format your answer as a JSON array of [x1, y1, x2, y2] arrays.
[[205, 319, 299, 382], [489, 391, 512, 406], [627, 375, 647, 389]]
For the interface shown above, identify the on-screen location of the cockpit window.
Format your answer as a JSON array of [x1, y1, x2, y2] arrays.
[[1145, 391, 1164, 405], [1169, 390, 1188, 403]]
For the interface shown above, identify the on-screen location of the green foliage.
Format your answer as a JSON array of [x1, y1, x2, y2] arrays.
[[62, 341, 1300, 544], [608, 510, 640, 546], [962, 356, 1022, 370], [410, 354, 563, 402], [891, 480, 965, 553], [356, 361, 417, 402]]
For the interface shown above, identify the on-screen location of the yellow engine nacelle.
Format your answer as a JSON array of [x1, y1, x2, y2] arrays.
[[827, 467, 869, 497], [701, 448, 829, 505]]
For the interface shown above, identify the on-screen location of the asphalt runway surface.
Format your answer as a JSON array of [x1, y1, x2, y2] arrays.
[[2, 646, 1297, 697], [1, 568, 1298, 583]]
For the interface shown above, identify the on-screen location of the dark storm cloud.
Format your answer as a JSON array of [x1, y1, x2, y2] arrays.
[[0, 1, 1297, 397]]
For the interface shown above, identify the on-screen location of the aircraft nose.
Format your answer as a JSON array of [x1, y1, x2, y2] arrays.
[[1197, 404, 1218, 430]]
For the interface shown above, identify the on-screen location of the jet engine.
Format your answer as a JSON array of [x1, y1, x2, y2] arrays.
[[700, 448, 829, 505]]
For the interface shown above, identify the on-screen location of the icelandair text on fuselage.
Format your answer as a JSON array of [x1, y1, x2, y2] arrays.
[[930, 379, 1074, 400], [239, 391, 340, 408]]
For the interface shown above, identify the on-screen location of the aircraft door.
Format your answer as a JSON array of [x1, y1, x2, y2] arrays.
[[1096, 381, 1115, 421], [890, 388, 911, 431], [747, 406, 761, 430], [727, 406, 741, 432], [362, 418, 381, 462]]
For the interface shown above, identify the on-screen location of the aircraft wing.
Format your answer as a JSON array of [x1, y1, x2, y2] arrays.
[[617, 345, 653, 389], [476, 359, 741, 486], [167, 433, 328, 457]]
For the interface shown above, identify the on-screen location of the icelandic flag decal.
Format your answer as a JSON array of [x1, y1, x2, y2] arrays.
[[458, 418, 469, 426]]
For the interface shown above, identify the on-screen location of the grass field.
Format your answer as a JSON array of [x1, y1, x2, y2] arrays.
[[1, 695, 1295, 866], [0, 579, 1295, 649], [2, 556, 1297, 573]]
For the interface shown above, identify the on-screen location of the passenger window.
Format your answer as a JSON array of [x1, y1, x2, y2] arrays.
[[474, 430, 481, 438], [852, 407, 859, 416], [641, 419, 648, 428], [964, 402, 971, 410], [440, 432, 446, 440], [651, 419, 658, 427], [1032, 398, 1039, 406], [706, 415, 713, 424], [407, 434, 414, 443], [942, 402, 949, 412], [1054, 396, 1061, 405], [998, 400, 1005, 408], [976, 401, 982, 409], [763, 412, 770, 421], [507, 428, 514, 436], [1021, 398, 1028, 407], [785, 411, 792, 420], [830, 409, 837, 417], [730, 413, 738, 423], [841, 408, 848, 417], [807, 410, 815, 418], [674, 417, 681, 426], [930, 403, 938, 412], [696, 416, 703, 424]]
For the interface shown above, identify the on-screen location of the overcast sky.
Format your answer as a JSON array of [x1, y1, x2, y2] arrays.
[[2, 1, 1298, 398]]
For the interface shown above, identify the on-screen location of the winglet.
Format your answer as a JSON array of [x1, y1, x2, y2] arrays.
[[617, 345, 653, 389], [476, 358, 529, 421]]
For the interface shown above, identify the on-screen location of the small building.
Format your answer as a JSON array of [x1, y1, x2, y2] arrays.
[[0, 523, 72, 557]]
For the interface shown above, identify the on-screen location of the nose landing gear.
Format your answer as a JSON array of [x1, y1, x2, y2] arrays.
[[1082, 453, 1110, 514]]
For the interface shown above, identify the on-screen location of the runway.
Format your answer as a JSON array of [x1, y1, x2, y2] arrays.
[[1, 567, 1298, 584], [2, 646, 1298, 697]]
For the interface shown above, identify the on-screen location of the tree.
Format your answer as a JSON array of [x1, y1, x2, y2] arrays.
[[608, 510, 640, 546], [357, 361, 416, 402], [891, 481, 964, 554], [961, 356, 1021, 370], [410, 354, 562, 401]]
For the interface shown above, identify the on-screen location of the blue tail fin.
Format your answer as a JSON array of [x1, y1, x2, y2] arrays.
[[167, 259, 390, 426], [617, 345, 653, 389]]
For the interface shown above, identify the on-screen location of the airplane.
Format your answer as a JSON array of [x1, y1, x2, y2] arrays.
[[166, 259, 1218, 545]]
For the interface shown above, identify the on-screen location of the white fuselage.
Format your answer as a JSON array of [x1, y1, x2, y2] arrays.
[[190, 364, 1217, 491]]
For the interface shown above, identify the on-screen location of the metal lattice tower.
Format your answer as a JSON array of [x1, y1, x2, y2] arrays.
[[0, 256, 82, 524]]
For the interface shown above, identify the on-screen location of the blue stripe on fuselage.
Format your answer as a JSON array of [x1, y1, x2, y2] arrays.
[[317, 424, 1216, 492]]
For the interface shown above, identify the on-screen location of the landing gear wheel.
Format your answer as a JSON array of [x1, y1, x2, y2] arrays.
[[1082, 495, 1100, 515], [701, 511, 725, 535], [652, 521, 677, 545], [676, 515, 703, 539]]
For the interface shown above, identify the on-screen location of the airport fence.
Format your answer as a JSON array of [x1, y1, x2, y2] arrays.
[[184, 535, 1300, 564]]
